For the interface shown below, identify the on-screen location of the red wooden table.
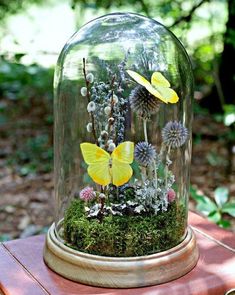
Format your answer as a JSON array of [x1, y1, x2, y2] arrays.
[[0, 211, 235, 295]]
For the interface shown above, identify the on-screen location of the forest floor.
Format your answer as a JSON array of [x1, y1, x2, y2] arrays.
[[0, 104, 234, 241]]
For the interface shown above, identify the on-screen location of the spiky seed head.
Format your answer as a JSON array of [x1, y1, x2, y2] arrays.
[[162, 121, 188, 149], [129, 85, 160, 119], [134, 142, 156, 166]]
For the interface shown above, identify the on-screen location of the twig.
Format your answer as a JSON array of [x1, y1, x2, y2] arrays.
[[139, 0, 150, 17], [169, 0, 209, 28], [107, 75, 116, 144], [82, 58, 98, 145]]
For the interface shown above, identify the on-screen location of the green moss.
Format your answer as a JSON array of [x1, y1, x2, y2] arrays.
[[63, 200, 186, 257]]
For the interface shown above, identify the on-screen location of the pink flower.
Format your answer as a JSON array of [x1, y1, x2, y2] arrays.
[[167, 189, 176, 203], [79, 187, 95, 201]]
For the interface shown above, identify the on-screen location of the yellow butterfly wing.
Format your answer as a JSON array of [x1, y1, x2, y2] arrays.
[[151, 72, 170, 87], [126, 70, 150, 88], [145, 84, 169, 104], [88, 162, 111, 186], [111, 141, 134, 163], [80, 143, 111, 186], [156, 86, 179, 103], [110, 141, 134, 186], [111, 159, 133, 186]]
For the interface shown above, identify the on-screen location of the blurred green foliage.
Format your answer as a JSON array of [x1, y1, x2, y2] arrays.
[[0, 0, 44, 21], [0, 55, 53, 104], [0, 54, 53, 175], [190, 186, 235, 228], [0, 0, 234, 179]]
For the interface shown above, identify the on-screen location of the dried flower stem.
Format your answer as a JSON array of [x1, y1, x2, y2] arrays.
[[143, 119, 148, 143], [143, 119, 158, 190], [165, 146, 171, 189], [153, 160, 158, 190], [82, 58, 98, 145], [107, 75, 116, 143]]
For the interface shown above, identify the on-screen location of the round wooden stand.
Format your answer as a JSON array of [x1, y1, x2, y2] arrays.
[[43, 224, 199, 288]]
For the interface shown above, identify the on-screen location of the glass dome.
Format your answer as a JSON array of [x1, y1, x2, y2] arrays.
[[54, 12, 193, 257]]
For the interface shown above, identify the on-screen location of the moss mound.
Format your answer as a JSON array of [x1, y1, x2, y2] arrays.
[[63, 200, 186, 257]]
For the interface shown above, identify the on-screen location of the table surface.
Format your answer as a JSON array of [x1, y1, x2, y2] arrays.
[[0, 211, 235, 295]]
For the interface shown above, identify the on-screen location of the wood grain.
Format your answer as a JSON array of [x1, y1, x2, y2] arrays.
[[43, 224, 199, 288]]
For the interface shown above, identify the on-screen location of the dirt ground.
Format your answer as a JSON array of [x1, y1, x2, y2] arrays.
[[0, 110, 234, 240]]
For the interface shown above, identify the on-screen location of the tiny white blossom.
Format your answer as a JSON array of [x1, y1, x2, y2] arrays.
[[104, 106, 111, 115], [87, 101, 96, 112], [101, 130, 108, 138], [107, 139, 113, 145], [108, 117, 114, 124], [81, 87, 87, 97], [99, 193, 106, 199], [108, 142, 116, 152], [86, 123, 93, 132], [112, 94, 118, 104], [86, 73, 94, 83]]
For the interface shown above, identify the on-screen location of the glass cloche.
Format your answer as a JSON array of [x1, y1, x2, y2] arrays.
[[44, 12, 198, 287]]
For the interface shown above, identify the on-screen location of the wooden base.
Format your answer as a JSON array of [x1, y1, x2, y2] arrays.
[[43, 223, 199, 288]]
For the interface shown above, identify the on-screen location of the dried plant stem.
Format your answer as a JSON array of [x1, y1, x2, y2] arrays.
[[107, 75, 116, 143], [153, 160, 158, 190], [143, 119, 148, 143], [82, 58, 98, 145], [143, 118, 158, 190], [165, 146, 171, 190]]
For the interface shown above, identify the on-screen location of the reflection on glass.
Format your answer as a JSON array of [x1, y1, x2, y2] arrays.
[[54, 13, 193, 257]]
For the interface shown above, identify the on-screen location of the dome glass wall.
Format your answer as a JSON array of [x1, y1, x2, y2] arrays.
[[54, 13, 193, 257]]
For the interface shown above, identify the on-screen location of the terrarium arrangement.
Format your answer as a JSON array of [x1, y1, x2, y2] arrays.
[[63, 58, 189, 257], [44, 12, 199, 288]]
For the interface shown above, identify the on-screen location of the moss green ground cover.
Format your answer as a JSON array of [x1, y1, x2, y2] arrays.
[[63, 199, 186, 257]]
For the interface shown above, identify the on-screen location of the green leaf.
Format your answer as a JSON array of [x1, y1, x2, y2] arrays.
[[217, 219, 231, 229], [221, 203, 235, 217], [196, 196, 217, 215], [208, 211, 221, 223], [131, 160, 141, 178], [214, 187, 229, 207], [224, 113, 235, 126]]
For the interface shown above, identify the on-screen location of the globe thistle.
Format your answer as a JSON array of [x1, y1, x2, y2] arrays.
[[162, 121, 188, 149], [129, 85, 160, 119], [80, 186, 96, 202], [87, 101, 96, 112], [134, 142, 156, 166], [86, 73, 94, 83]]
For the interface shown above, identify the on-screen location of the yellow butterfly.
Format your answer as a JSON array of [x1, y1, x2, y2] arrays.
[[127, 70, 179, 104], [80, 141, 134, 187]]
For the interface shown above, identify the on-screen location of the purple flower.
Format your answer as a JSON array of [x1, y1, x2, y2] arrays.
[[134, 141, 156, 166], [162, 121, 188, 149], [80, 187, 96, 201]]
